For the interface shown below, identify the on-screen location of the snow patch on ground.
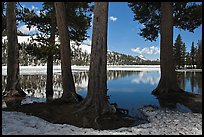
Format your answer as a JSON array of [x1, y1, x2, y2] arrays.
[[2, 104, 202, 135], [21, 96, 47, 105]]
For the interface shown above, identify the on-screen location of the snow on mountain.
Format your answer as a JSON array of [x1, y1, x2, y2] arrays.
[[2, 36, 32, 44], [2, 35, 44, 45], [2, 35, 92, 54], [2, 36, 152, 63], [138, 55, 160, 62], [70, 41, 91, 54], [138, 55, 149, 61], [78, 44, 91, 54]]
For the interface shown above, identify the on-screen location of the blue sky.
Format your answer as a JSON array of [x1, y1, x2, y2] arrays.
[[17, 2, 202, 60]]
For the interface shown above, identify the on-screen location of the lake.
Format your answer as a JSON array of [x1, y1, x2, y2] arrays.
[[2, 68, 202, 117]]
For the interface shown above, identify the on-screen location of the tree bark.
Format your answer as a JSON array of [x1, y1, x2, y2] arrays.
[[77, 2, 115, 117], [152, 2, 183, 97], [5, 2, 26, 107], [54, 2, 79, 102], [46, 53, 53, 99], [45, 12, 56, 100], [2, 2, 3, 35], [3, 2, 26, 107]]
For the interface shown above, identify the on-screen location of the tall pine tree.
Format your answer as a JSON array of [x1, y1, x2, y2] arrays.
[[4, 2, 26, 107], [181, 43, 186, 68], [19, 2, 92, 100], [173, 34, 182, 69], [128, 2, 202, 96], [173, 34, 186, 69], [196, 39, 202, 68], [190, 42, 196, 69]]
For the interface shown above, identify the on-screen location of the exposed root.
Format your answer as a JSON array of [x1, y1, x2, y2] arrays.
[[153, 87, 202, 113], [3, 89, 26, 108], [94, 116, 100, 129]]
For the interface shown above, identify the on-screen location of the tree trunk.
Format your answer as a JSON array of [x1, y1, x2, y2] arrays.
[[5, 2, 26, 107], [2, 2, 3, 35], [54, 2, 79, 102], [77, 2, 115, 118], [152, 2, 183, 97], [46, 53, 53, 99], [45, 12, 56, 100]]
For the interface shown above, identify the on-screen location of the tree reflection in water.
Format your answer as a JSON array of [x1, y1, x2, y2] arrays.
[[177, 71, 202, 95], [2, 71, 202, 99]]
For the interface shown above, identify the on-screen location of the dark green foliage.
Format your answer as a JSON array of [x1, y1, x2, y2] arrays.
[[173, 34, 186, 69], [173, 35, 202, 69], [18, 2, 92, 60], [65, 2, 93, 42], [128, 2, 160, 41], [196, 40, 202, 68], [128, 2, 202, 41], [190, 42, 196, 68], [18, 2, 57, 60], [24, 43, 60, 60], [180, 43, 186, 68], [185, 52, 191, 67]]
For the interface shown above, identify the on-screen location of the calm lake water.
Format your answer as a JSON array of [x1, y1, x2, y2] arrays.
[[2, 70, 202, 117]]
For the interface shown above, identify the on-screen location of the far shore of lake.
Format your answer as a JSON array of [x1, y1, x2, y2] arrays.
[[2, 65, 202, 76]]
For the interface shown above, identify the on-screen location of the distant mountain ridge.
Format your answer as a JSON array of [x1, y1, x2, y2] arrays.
[[2, 36, 160, 66]]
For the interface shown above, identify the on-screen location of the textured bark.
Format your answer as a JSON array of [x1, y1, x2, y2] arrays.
[[5, 2, 26, 97], [46, 53, 53, 99], [77, 2, 115, 117], [55, 2, 79, 102], [46, 16, 56, 100], [152, 2, 183, 97], [2, 2, 3, 35]]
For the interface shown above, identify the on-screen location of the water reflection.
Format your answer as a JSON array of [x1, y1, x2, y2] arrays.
[[2, 70, 202, 97], [177, 71, 202, 95], [2, 70, 202, 116], [131, 71, 160, 85]]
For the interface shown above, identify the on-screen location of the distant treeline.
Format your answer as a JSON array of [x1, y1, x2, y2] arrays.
[[2, 41, 160, 66], [173, 34, 202, 69]]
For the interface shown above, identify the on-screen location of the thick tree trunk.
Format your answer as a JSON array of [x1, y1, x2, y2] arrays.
[[5, 2, 26, 107], [152, 2, 183, 97], [55, 2, 79, 102], [77, 2, 115, 117], [5, 2, 24, 94]]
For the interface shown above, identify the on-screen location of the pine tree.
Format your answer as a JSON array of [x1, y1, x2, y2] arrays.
[[55, 2, 83, 102], [128, 2, 202, 96], [181, 43, 186, 68], [19, 2, 92, 100], [190, 42, 196, 69], [185, 52, 191, 67], [75, 3, 116, 128], [196, 40, 202, 68], [4, 2, 26, 107], [173, 34, 183, 69]]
